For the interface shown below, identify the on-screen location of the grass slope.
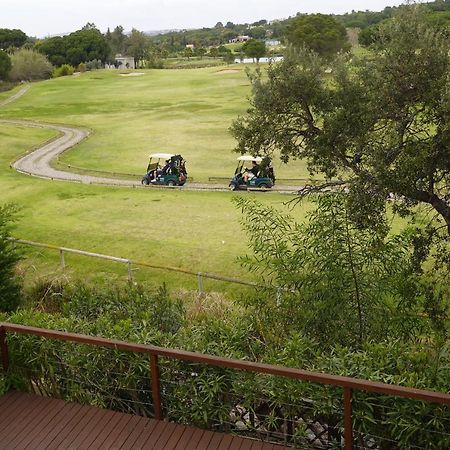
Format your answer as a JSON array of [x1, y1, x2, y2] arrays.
[[0, 67, 311, 183], [0, 122, 310, 293]]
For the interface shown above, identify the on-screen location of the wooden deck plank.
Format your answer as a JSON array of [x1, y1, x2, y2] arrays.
[[117, 416, 156, 450], [141, 420, 170, 448], [11, 397, 67, 449], [163, 424, 186, 449], [230, 435, 247, 450], [30, 402, 84, 450], [206, 431, 225, 449], [45, 403, 96, 450], [66, 406, 109, 449], [217, 432, 235, 450], [174, 427, 204, 450], [96, 412, 134, 448], [85, 408, 129, 450], [0, 394, 49, 444], [0, 393, 290, 450], [0, 392, 42, 433], [106, 414, 142, 449], [195, 429, 216, 448], [153, 421, 180, 448], [50, 403, 100, 449]]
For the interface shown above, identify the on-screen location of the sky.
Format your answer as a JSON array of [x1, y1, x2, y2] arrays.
[[3, 0, 407, 38]]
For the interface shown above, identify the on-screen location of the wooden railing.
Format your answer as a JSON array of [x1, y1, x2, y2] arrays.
[[1, 322, 449, 450]]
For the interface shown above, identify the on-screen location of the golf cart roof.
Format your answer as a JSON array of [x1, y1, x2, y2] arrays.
[[149, 153, 176, 159], [237, 155, 263, 162]]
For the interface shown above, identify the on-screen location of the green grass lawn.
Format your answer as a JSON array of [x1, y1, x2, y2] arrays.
[[0, 122, 312, 294], [0, 67, 312, 183]]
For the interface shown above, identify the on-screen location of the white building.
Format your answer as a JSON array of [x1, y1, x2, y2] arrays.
[[114, 54, 135, 69]]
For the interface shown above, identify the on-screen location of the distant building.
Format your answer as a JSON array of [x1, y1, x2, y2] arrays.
[[185, 44, 195, 49], [114, 54, 135, 69], [229, 35, 250, 43], [265, 39, 281, 46]]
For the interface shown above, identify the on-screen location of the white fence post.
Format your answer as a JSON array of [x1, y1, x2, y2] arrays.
[[127, 261, 133, 283], [197, 272, 204, 295], [60, 249, 65, 269]]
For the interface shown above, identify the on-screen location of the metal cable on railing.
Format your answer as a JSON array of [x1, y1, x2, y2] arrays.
[[1, 323, 449, 450]]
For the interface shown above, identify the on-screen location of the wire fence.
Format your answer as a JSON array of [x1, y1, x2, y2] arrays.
[[10, 237, 263, 296]]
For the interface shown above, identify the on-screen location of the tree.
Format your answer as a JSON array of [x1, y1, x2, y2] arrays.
[[37, 25, 108, 67], [65, 25, 109, 66], [36, 36, 67, 66], [125, 29, 149, 67], [0, 28, 27, 50], [0, 204, 22, 312], [285, 14, 349, 57], [242, 39, 266, 62], [0, 50, 11, 80], [9, 49, 53, 81], [234, 195, 420, 348], [231, 6, 450, 238], [110, 25, 127, 56]]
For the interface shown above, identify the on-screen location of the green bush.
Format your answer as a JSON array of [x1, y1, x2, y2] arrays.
[[8, 49, 53, 81], [0, 204, 22, 312], [233, 194, 424, 348], [52, 64, 74, 77]]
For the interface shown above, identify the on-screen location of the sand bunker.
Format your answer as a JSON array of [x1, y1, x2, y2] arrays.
[[214, 69, 240, 74], [119, 72, 145, 77]]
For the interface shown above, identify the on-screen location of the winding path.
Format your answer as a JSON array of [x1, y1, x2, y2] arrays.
[[2, 86, 298, 192]]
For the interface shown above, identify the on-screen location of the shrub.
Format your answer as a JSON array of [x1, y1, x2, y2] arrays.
[[0, 204, 22, 312], [233, 194, 423, 348], [77, 62, 86, 72], [52, 64, 74, 77], [85, 59, 102, 70], [8, 49, 53, 81], [0, 50, 12, 80]]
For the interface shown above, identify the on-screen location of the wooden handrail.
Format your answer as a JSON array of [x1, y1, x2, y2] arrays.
[[1, 322, 449, 404], [1, 322, 449, 450]]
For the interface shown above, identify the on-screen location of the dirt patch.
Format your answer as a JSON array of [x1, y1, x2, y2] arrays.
[[119, 72, 145, 77], [214, 69, 240, 74]]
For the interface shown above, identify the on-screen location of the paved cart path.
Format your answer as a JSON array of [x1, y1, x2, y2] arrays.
[[1, 87, 299, 193]]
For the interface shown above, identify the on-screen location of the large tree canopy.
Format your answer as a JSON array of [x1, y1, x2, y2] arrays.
[[0, 50, 12, 80], [242, 39, 266, 62], [37, 24, 108, 67], [231, 7, 450, 236], [285, 14, 349, 57], [0, 28, 27, 50]]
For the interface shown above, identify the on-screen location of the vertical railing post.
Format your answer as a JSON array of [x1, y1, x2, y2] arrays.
[[127, 261, 133, 283], [0, 326, 9, 372], [150, 353, 162, 420], [197, 272, 204, 295], [60, 249, 65, 269], [343, 387, 353, 450]]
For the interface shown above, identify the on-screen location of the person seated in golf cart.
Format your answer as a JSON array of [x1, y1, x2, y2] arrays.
[[142, 153, 188, 186], [243, 160, 260, 182]]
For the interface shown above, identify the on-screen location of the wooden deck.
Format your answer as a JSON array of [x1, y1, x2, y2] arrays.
[[0, 392, 290, 449]]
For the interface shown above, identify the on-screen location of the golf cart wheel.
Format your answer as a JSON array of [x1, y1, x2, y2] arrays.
[[259, 183, 269, 189], [166, 180, 176, 186], [229, 183, 237, 191], [142, 178, 149, 185]]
